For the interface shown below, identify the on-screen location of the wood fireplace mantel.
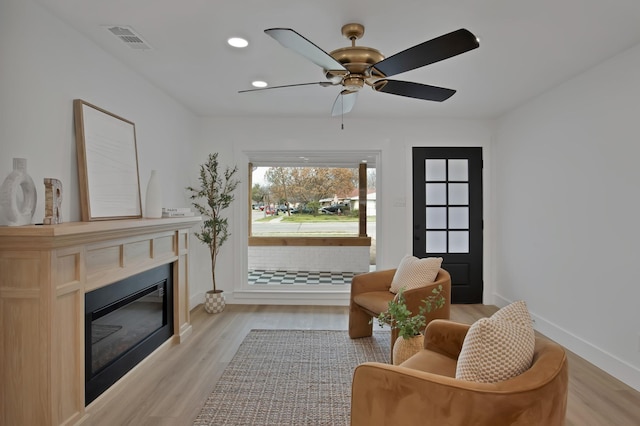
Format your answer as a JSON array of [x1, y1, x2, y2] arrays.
[[0, 217, 200, 425]]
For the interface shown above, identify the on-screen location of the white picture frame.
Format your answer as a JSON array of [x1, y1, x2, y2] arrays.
[[73, 99, 142, 221]]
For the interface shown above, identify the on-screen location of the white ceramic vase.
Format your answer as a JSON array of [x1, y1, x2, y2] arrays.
[[0, 158, 37, 226], [144, 170, 162, 218]]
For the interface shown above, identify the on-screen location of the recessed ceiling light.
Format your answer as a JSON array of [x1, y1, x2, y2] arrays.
[[252, 80, 268, 88], [227, 37, 248, 48]]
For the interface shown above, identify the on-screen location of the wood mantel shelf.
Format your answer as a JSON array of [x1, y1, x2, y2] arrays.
[[0, 216, 200, 247], [0, 217, 200, 425]]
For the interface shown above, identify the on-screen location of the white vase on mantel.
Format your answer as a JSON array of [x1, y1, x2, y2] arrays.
[[144, 170, 162, 218], [0, 158, 37, 226]]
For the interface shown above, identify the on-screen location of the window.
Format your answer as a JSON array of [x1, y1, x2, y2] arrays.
[[244, 151, 380, 284], [250, 166, 375, 237]]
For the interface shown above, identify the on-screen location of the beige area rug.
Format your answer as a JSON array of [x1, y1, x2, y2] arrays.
[[193, 329, 390, 426]]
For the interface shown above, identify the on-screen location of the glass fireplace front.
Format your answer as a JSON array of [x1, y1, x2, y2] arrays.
[[85, 263, 173, 404]]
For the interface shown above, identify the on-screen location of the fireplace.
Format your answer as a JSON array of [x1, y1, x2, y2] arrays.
[[84, 263, 173, 404], [1, 218, 197, 425]]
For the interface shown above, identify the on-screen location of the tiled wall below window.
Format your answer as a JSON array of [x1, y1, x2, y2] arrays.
[[248, 246, 370, 273]]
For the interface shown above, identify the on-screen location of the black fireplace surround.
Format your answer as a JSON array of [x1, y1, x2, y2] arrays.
[[85, 263, 173, 404]]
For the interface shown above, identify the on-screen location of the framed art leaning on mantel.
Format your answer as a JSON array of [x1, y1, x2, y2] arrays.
[[73, 99, 142, 221]]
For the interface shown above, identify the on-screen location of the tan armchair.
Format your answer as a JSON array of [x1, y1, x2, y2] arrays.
[[351, 319, 569, 426], [349, 268, 451, 363]]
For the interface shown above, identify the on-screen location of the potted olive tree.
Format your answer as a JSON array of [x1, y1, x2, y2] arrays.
[[187, 153, 240, 314]]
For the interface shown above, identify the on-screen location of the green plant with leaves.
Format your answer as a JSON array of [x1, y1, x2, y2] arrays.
[[376, 285, 446, 340], [186, 153, 240, 292]]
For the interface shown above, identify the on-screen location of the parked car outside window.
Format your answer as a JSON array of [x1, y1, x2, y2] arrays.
[[291, 205, 315, 214], [320, 203, 349, 214]]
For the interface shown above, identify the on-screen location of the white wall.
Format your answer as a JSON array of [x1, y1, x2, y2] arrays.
[[190, 117, 494, 306], [0, 0, 198, 226], [494, 42, 640, 390]]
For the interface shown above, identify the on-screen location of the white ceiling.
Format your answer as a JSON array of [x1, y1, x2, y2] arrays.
[[36, 0, 640, 120]]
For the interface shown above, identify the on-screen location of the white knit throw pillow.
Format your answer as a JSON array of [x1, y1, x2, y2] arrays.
[[455, 301, 535, 383], [389, 255, 443, 294]]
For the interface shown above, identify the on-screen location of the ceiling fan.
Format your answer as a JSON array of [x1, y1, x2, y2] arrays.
[[239, 23, 479, 116]]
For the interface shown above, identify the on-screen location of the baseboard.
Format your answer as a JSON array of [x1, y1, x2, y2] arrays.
[[494, 293, 640, 392], [229, 289, 350, 306], [190, 289, 350, 307]]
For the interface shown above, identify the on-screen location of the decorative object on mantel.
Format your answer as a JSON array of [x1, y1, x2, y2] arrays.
[[187, 153, 240, 314], [375, 286, 446, 365], [161, 207, 195, 217], [73, 99, 142, 221], [144, 170, 162, 218], [0, 158, 37, 226], [43, 178, 63, 225]]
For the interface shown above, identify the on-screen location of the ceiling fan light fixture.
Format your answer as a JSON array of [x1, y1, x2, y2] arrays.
[[251, 80, 268, 88], [228, 37, 249, 48], [343, 76, 364, 91]]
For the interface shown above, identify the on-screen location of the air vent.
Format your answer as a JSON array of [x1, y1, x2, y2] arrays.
[[105, 26, 152, 50]]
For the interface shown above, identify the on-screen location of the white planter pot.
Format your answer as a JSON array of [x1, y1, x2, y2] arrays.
[[204, 290, 225, 314]]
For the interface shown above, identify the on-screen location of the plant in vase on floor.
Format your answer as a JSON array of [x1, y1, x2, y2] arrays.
[[376, 285, 446, 364], [187, 153, 240, 314]]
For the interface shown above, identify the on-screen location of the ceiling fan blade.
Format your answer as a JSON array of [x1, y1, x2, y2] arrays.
[[265, 28, 347, 72], [371, 29, 479, 78], [331, 91, 358, 117], [373, 80, 456, 102], [238, 81, 334, 93]]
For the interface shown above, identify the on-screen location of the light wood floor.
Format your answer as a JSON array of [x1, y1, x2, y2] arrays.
[[84, 304, 640, 425]]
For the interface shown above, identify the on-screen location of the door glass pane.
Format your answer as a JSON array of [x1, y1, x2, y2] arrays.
[[448, 160, 468, 181], [425, 159, 446, 180], [426, 207, 446, 229], [448, 183, 468, 205], [426, 183, 446, 205], [449, 231, 469, 253], [448, 207, 469, 229], [426, 231, 447, 253]]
